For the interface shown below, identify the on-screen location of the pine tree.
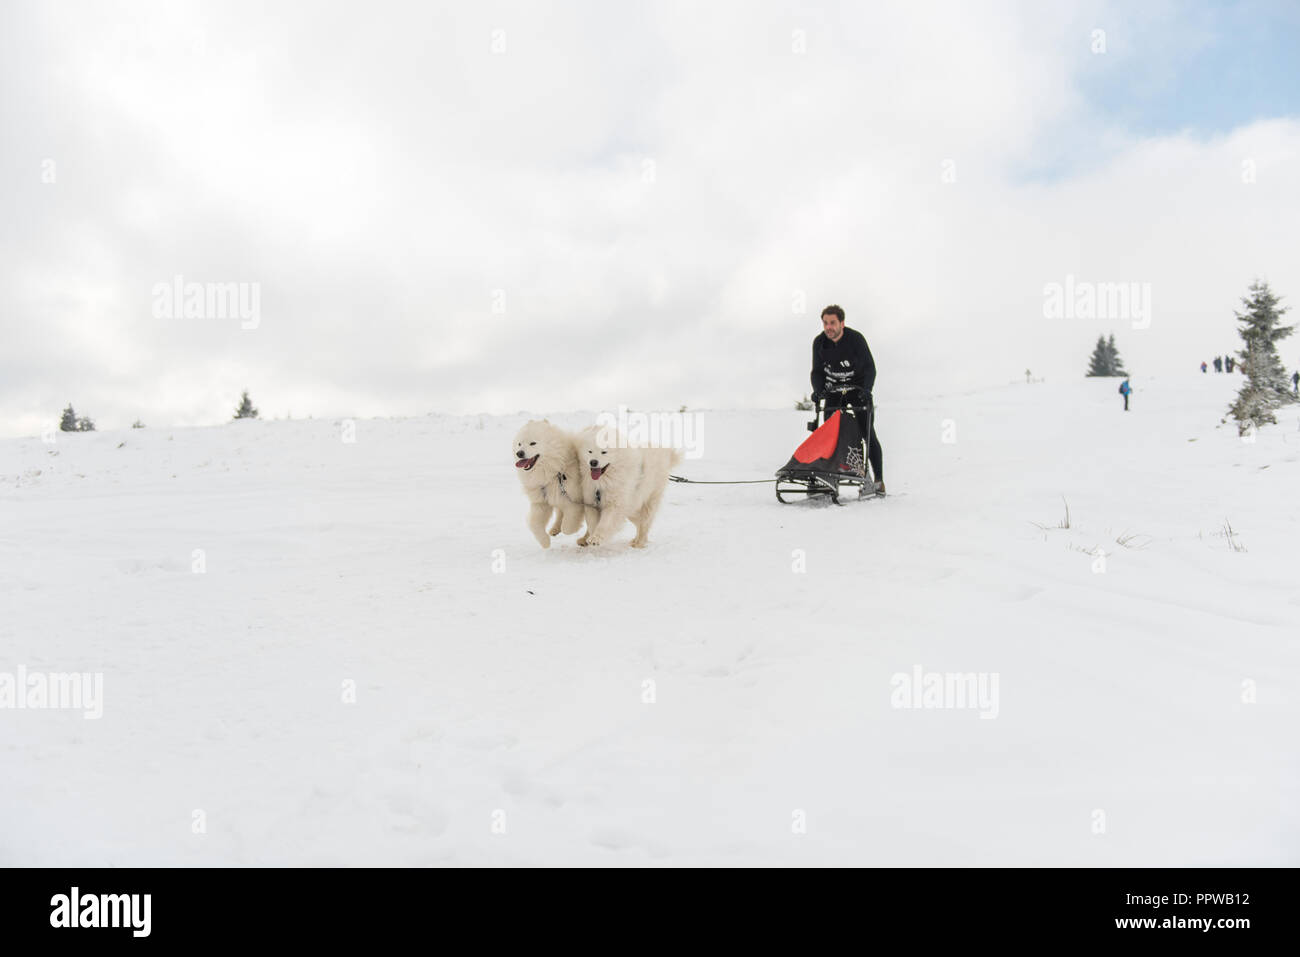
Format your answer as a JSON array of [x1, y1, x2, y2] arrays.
[[1088, 334, 1128, 377], [1086, 336, 1108, 376], [1107, 334, 1127, 375], [60, 404, 78, 431], [1229, 280, 1295, 434], [76, 415, 95, 432], [233, 390, 259, 419]]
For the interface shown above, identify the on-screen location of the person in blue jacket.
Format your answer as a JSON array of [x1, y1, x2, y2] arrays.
[[1119, 377, 1131, 411]]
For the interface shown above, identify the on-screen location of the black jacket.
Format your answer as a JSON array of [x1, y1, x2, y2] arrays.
[[812, 327, 876, 398]]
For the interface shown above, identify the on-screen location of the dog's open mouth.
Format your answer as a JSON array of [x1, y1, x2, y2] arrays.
[[590, 465, 608, 480], [516, 455, 539, 470]]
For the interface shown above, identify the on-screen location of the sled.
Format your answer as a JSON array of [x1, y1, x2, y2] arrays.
[[775, 395, 878, 505]]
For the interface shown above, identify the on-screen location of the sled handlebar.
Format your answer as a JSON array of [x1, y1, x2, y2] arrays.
[[808, 392, 873, 431]]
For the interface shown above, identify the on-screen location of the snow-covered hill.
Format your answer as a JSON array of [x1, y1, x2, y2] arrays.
[[2, 373, 1297, 865]]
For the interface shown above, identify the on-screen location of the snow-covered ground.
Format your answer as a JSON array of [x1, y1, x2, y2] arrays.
[[2, 372, 1297, 866]]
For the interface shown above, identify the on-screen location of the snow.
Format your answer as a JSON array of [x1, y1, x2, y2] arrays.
[[2, 373, 1297, 865]]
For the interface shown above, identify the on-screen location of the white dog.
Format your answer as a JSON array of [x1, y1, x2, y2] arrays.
[[574, 425, 683, 548], [512, 420, 586, 548]]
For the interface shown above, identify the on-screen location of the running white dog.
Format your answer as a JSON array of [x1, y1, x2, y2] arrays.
[[574, 425, 683, 548], [512, 420, 586, 548]]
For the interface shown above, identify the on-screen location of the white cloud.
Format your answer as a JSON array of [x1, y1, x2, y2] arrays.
[[2, 0, 1297, 436]]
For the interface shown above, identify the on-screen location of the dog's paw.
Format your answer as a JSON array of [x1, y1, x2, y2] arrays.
[[548, 525, 561, 536], [630, 539, 647, 549], [537, 536, 551, 549], [585, 535, 603, 547]]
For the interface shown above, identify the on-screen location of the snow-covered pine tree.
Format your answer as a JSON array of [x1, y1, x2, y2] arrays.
[[1229, 280, 1295, 434], [76, 415, 95, 432], [60, 404, 78, 431], [1107, 334, 1127, 375], [1086, 336, 1112, 376], [233, 390, 259, 419]]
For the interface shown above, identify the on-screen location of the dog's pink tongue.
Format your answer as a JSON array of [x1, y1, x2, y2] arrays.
[[590, 467, 602, 480], [515, 458, 532, 469]]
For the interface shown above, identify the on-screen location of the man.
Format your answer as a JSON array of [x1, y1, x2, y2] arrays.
[[1292, 370, 1299, 395], [1213, 356, 1223, 373], [1119, 377, 1131, 411], [811, 304, 885, 495]]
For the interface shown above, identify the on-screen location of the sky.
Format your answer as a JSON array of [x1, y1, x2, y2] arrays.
[[2, 0, 1299, 435]]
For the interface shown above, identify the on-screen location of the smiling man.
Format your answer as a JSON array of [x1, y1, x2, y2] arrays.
[[811, 304, 885, 495]]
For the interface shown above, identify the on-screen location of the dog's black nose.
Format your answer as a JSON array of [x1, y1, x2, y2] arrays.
[[516, 450, 525, 458], [589, 459, 598, 468]]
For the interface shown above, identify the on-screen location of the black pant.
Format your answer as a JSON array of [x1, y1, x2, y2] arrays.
[[1123, 394, 1129, 411], [824, 394, 883, 482]]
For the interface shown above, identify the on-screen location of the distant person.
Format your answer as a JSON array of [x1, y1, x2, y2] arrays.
[[1225, 356, 1235, 373], [1213, 356, 1223, 372], [1201, 361, 1207, 373], [1118, 378, 1131, 411], [1292, 371, 1299, 394]]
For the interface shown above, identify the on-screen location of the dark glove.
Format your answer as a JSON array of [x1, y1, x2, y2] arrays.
[[811, 390, 824, 403]]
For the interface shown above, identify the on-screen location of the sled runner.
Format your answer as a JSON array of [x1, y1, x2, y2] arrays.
[[775, 395, 877, 505]]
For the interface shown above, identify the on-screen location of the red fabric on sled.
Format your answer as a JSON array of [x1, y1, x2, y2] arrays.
[[793, 411, 841, 464]]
